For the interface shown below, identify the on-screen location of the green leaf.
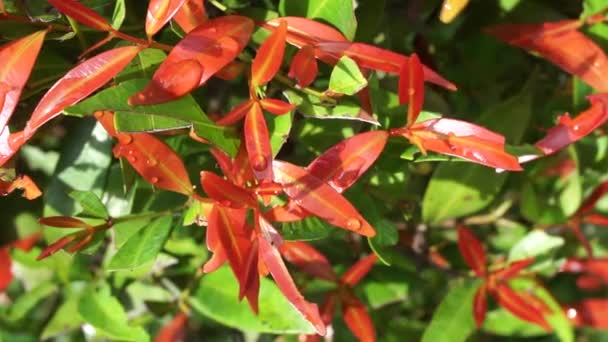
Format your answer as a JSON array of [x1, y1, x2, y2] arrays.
[[69, 190, 109, 219], [111, 0, 126, 30], [6, 283, 58, 323], [64, 79, 240, 156], [78, 284, 149, 342], [421, 280, 480, 342], [422, 73, 536, 224], [361, 266, 410, 308], [190, 266, 316, 334], [508, 230, 564, 261], [284, 90, 378, 125], [281, 216, 332, 241], [267, 109, 293, 157], [328, 56, 368, 96], [279, 0, 357, 39], [41, 283, 85, 340], [108, 216, 172, 270], [115, 48, 166, 83]]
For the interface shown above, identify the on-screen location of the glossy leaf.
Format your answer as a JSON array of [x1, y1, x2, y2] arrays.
[[279, 0, 357, 40], [38, 216, 90, 229], [399, 53, 424, 127], [258, 236, 326, 335], [252, 20, 287, 87], [289, 45, 318, 87], [273, 160, 376, 237], [493, 284, 551, 331], [69, 190, 109, 219], [146, 0, 187, 37], [535, 94, 608, 155], [259, 99, 295, 116], [130, 16, 254, 105], [457, 226, 486, 276], [342, 294, 375, 342], [486, 20, 608, 92], [200, 171, 256, 208], [341, 254, 377, 286], [217, 100, 254, 126], [174, 0, 207, 33], [48, 0, 114, 32], [407, 118, 523, 171], [328, 56, 367, 95], [280, 241, 337, 282], [25, 46, 140, 134], [262, 17, 348, 48], [0, 30, 47, 132], [245, 102, 273, 181], [155, 312, 188, 342], [508, 230, 563, 262]]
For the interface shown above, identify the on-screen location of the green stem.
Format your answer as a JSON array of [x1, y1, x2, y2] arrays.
[[274, 73, 337, 105], [66, 16, 87, 51], [110, 208, 179, 225]]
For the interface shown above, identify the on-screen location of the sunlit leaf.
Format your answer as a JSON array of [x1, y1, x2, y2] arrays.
[[146, 0, 187, 37], [457, 226, 486, 276], [328, 55, 367, 95], [440, 0, 470, 23], [252, 20, 287, 87], [48, 0, 114, 32], [399, 53, 424, 126], [245, 102, 273, 181], [174, 0, 207, 33], [200, 171, 256, 208]]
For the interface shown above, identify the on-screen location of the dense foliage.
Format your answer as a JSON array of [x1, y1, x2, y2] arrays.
[[1, 0, 608, 341]]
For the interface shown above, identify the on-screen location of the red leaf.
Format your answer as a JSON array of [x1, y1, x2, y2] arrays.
[[0, 30, 47, 133], [258, 236, 326, 335], [560, 258, 608, 285], [273, 160, 376, 237], [129, 16, 253, 105], [263, 201, 311, 222], [407, 118, 522, 171], [216, 100, 254, 126], [39, 216, 90, 229], [341, 254, 377, 286], [342, 294, 376, 342], [579, 181, 608, 215], [262, 17, 347, 48], [288, 45, 318, 88], [155, 312, 188, 342], [252, 20, 287, 87], [37, 234, 77, 260], [473, 284, 487, 328], [209, 148, 234, 180], [486, 20, 608, 92], [566, 299, 608, 328], [493, 258, 534, 281], [535, 94, 608, 155], [570, 219, 593, 258], [232, 143, 255, 187], [48, 0, 114, 31], [173, 0, 207, 33], [307, 131, 389, 193], [200, 171, 256, 208], [314, 42, 456, 91], [493, 284, 551, 331], [0, 248, 12, 292], [146, 0, 188, 37], [457, 226, 486, 276], [259, 99, 295, 115], [0, 175, 42, 199], [399, 53, 424, 127], [240, 237, 260, 313], [215, 61, 245, 81], [25, 46, 140, 134], [280, 241, 338, 282], [11, 233, 42, 251], [583, 214, 608, 226], [244, 102, 273, 182]]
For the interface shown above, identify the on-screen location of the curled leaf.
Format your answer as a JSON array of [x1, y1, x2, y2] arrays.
[[262, 17, 347, 48]]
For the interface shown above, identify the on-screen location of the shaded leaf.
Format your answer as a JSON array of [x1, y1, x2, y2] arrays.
[[280, 241, 337, 282], [289, 45, 318, 87], [155, 313, 188, 342], [342, 294, 376, 342], [48, 0, 114, 32], [457, 226, 486, 276], [341, 254, 377, 286]]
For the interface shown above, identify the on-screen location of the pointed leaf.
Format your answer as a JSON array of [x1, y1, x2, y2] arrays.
[[0, 248, 13, 292], [69, 190, 109, 219], [200, 171, 256, 208], [535, 94, 608, 155], [578, 181, 608, 215], [440, 0, 470, 23], [217, 100, 253, 126], [174, 0, 207, 33], [38, 216, 90, 229], [262, 17, 347, 48], [130, 16, 254, 105], [48, 0, 114, 31], [493, 258, 534, 281], [258, 236, 326, 335], [342, 294, 375, 342], [245, 102, 273, 181], [289, 45, 318, 87], [473, 284, 487, 328], [146, 0, 188, 37], [457, 226, 486, 276], [399, 53, 424, 126], [493, 284, 551, 331], [252, 20, 287, 87], [280, 241, 337, 282], [155, 312, 188, 342], [273, 160, 376, 237], [0, 30, 47, 132], [328, 55, 367, 95], [260, 99, 295, 115], [341, 254, 377, 286], [0, 174, 42, 199]]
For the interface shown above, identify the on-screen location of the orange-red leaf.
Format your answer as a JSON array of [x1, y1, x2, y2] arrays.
[[535, 94, 608, 156], [263, 201, 311, 222], [48, 0, 114, 32], [407, 118, 522, 171], [216, 100, 253, 126], [0, 248, 12, 292], [0, 174, 42, 199], [173, 0, 207, 33], [146, 0, 187, 37], [273, 160, 375, 237], [342, 294, 376, 342], [37, 234, 77, 260], [473, 283, 487, 328], [155, 312, 188, 342], [200, 171, 256, 208], [584, 214, 608, 226], [258, 236, 326, 335], [307, 131, 389, 193], [493, 284, 551, 331], [341, 254, 377, 286], [399, 53, 424, 127], [560, 258, 608, 285], [39, 216, 90, 229], [129, 16, 253, 105], [262, 17, 347, 48], [240, 237, 260, 313], [457, 226, 486, 276], [579, 181, 608, 215], [566, 299, 608, 328], [25, 46, 140, 135], [252, 20, 287, 87], [280, 241, 337, 282], [0, 30, 47, 133], [289, 45, 318, 88], [493, 258, 534, 281], [486, 20, 608, 92], [244, 102, 273, 182], [259, 99, 295, 115]]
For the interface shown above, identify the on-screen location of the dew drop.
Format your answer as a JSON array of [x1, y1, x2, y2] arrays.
[[118, 134, 133, 145], [146, 159, 158, 166], [128, 149, 136, 155], [252, 155, 268, 171], [150, 176, 159, 184], [573, 125, 581, 132], [128, 156, 137, 163], [346, 218, 361, 230]]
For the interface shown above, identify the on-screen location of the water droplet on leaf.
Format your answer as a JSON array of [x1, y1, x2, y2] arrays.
[[252, 155, 268, 171], [150, 176, 159, 184], [117, 134, 133, 145], [146, 159, 158, 166], [346, 218, 361, 230]]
